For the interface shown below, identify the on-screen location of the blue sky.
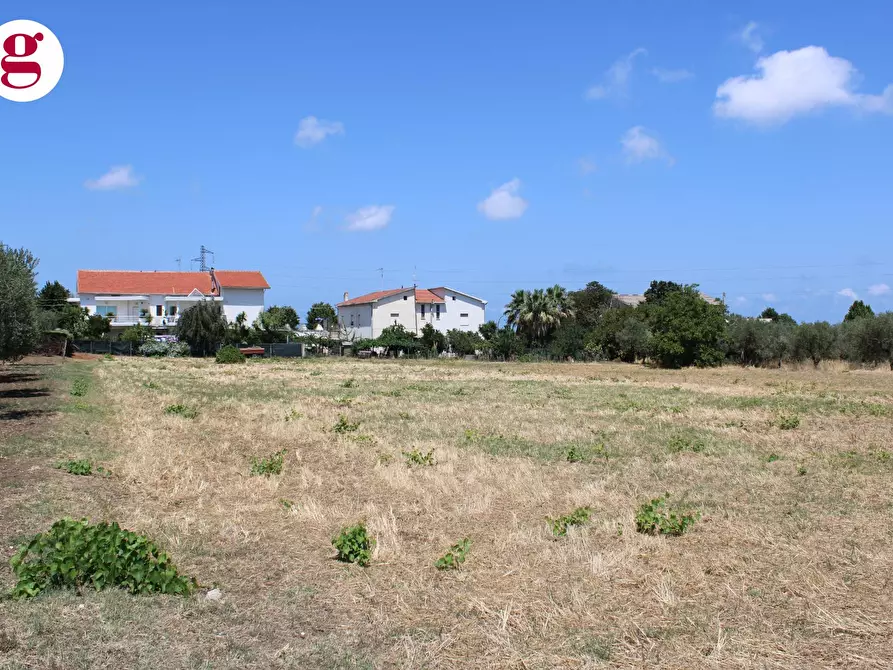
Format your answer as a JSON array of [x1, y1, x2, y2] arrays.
[[3, 1, 893, 323]]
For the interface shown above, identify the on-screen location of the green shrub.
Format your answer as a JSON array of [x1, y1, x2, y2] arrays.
[[9, 518, 196, 599], [139, 340, 189, 358], [634, 494, 698, 536], [667, 434, 706, 453], [403, 448, 435, 466], [566, 446, 585, 463], [215, 345, 246, 364], [250, 449, 286, 476], [776, 413, 800, 430], [340, 378, 357, 388], [333, 415, 359, 433], [70, 378, 88, 397], [547, 506, 592, 537], [332, 523, 375, 566], [56, 459, 93, 476], [164, 404, 198, 419], [767, 453, 781, 463], [279, 499, 294, 510], [434, 538, 471, 570]]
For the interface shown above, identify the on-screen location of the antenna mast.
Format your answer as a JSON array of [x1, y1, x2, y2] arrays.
[[376, 267, 384, 291]]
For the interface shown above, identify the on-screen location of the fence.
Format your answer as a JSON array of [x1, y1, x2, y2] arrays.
[[72, 341, 307, 359]]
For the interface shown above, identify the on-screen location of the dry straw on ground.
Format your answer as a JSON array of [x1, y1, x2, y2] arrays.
[[2, 357, 893, 669]]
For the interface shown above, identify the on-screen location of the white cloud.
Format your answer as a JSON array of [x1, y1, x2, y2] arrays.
[[652, 67, 694, 83], [295, 116, 345, 148], [837, 288, 858, 299], [714, 46, 893, 125], [740, 21, 764, 54], [585, 48, 647, 99], [620, 126, 672, 165], [477, 178, 528, 220], [578, 157, 597, 175], [762, 293, 777, 302], [735, 296, 748, 305], [311, 205, 323, 218], [84, 165, 140, 190], [868, 283, 891, 296], [345, 205, 394, 232]]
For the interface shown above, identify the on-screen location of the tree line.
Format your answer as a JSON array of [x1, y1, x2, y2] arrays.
[[2, 241, 891, 368]]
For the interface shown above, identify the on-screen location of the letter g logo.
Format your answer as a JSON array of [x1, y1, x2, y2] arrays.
[[0, 20, 63, 102]]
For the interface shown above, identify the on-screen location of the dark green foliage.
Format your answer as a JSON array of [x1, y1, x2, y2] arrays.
[[250, 449, 286, 476], [646, 286, 727, 368], [37, 280, 70, 311], [767, 453, 781, 462], [9, 518, 196, 599], [403, 448, 435, 466], [504, 285, 574, 345], [478, 320, 498, 341], [434, 538, 471, 570], [566, 446, 585, 463], [224, 311, 252, 345], [794, 321, 836, 368], [254, 305, 300, 342], [643, 280, 684, 305], [120, 324, 153, 345], [634, 494, 698, 536], [56, 459, 93, 476], [839, 313, 893, 368], [215, 344, 246, 364], [484, 325, 525, 360], [569, 281, 616, 329], [70, 378, 89, 397], [333, 415, 359, 433], [265, 305, 300, 329], [844, 300, 874, 322], [332, 523, 375, 566], [547, 506, 592, 537], [376, 324, 419, 356], [726, 317, 795, 367], [306, 302, 337, 330], [83, 314, 112, 340], [419, 323, 447, 354], [178, 301, 227, 356], [447, 328, 485, 356], [760, 307, 796, 326], [0, 243, 40, 361], [548, 321, 588, 360], [164, 404, 198, 419]]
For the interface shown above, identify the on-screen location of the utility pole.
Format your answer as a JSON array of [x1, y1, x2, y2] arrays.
[[175, 257, 182, 271], [191, 245, 215, 272], [376, 267, 384, 291]]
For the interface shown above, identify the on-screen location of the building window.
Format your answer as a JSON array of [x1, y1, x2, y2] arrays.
[[403, 296, 408, 300], [350, 315, 354, 327], [155, 305, 163, 317], [452, 296, 456, 301], [435, 304, 441, 320], [168, 305, 177, 317], [421, 304, 425, 317], [95, 305, 117, 317], [390, 313, 399, 318], [460, 313, 469, 318]]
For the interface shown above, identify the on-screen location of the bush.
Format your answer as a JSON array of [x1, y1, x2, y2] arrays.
[[434, 538, 471, 570], [250, 449, 286, 476], [332, 523, 375, 566], [340, 378, 357, 388], [403, 448, 435, 466], [547, 506, 592, 537], [215, 345, 246, 364], [56, 459, 93, 476], [164, 404, 198, 419], [9, 518, 196, 599], [333, 415, 359, 433], [634, 494, 698, 536], [178, 301, 226, 356], [70, 378, 88, 397], [139, 340, 189, 358], [646, 286, 727, 368]]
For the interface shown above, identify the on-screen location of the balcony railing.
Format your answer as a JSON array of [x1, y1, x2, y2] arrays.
[[104, 314, 179, 326]]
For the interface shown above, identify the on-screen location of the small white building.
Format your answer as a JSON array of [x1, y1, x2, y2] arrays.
[[74, 269, 269, 335], [336, 286, 487, 340]]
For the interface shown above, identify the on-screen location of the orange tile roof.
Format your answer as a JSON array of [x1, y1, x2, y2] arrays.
[[337, 287, 445, 307], [77, 270, 268, 295], [214, 270, 270, 289]]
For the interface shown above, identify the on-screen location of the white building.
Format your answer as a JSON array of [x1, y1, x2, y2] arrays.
[[74, 269, 269, 335], [336, 286, 487, 340]]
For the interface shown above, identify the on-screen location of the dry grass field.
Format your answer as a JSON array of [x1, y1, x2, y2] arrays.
[[2, 356, 893, 669]]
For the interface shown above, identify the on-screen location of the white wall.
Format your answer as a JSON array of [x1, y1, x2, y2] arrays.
[[371, 291, 416, 336], [220, 288, 265, 325], [425, 290, 486, 334], [339, 303, 374, 339]]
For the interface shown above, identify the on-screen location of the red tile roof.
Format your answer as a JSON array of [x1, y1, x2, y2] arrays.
[[214, 270, 270, 289], [337, 287, 445, 307], [76, 270, 268, 295]]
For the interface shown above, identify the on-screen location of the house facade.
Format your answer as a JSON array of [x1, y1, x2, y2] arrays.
[[74, 269, 269, 334], [337, 286, 487, 340]]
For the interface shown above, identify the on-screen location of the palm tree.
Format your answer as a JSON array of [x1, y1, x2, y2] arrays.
[[504, 285, 572, 345]]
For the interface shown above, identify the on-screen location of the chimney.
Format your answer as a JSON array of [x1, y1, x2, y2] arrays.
[[343, 291, 349, 302]]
